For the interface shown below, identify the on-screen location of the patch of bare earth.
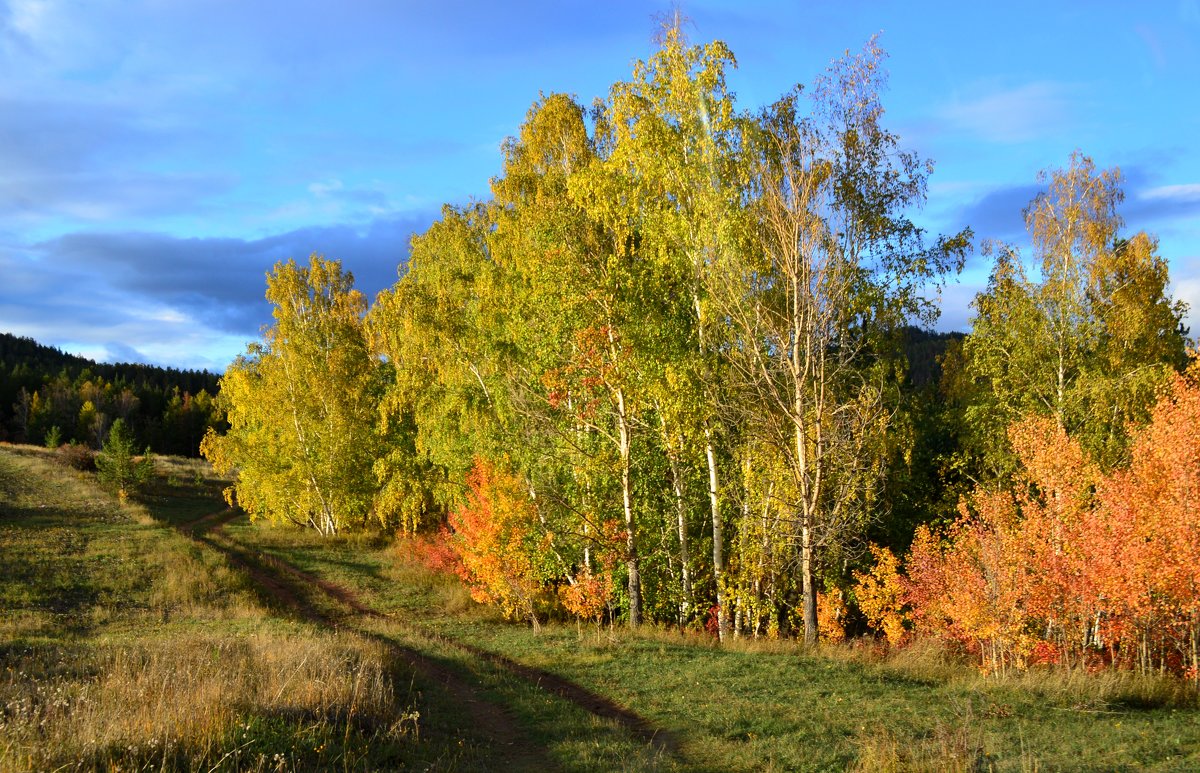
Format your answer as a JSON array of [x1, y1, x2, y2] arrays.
[[182, 510, 559, 770]]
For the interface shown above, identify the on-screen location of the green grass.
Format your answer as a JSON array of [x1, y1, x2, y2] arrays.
[[5, 442, 1200, 770], [240, 523, 1200, 772], [0, 444, 471, 771]]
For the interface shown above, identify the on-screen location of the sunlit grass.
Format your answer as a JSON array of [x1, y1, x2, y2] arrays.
[[244, 522, 1200, 772], [0, 444, 455, 772], [7, 440, 1198, 771], [0, 632, 417, 771]]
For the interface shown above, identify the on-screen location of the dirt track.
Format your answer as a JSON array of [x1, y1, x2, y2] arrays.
[[184, 509, 679, 769]]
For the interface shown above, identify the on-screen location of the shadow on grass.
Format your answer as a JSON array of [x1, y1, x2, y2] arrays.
[[0, 503, 116, 638], [243, 537, 683, 754], [145, 490, 681, 768], [181, 529, 560, 770]]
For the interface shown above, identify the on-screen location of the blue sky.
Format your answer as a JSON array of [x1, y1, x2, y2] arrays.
[[2, 0, 1198, 371]]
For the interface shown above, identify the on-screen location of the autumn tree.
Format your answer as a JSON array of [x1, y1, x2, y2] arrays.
[[903, 489, 1034, 674], [598, 14, 744, 637], [903, 372, 1200, 678], [1096, 363, 1200, 677], [491, 91, 666, 626], [450, 458, 553, 628], [963, 153, 1188, 475], [202, 255, 381, 536], [719, 39, 968, 643], [853, 544, 908, 645], [369, 204, 502, 533]]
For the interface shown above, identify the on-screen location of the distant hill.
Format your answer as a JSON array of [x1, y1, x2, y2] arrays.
[[901, 327, 965, 388], [0, 332, 222, 455], [0, 333, 219, 392]]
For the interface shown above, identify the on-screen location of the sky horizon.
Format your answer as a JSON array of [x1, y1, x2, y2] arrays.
[[2, 1, 1199, 372]]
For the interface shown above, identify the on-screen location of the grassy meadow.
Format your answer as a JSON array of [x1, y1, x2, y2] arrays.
[[2, 442, 1198, 771], [242, 522, 1200, 772], [0, 445, 463, 771]]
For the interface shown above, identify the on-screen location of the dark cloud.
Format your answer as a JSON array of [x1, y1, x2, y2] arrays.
[[1, 211, 433, 369], [1122, 186, 1200, 227], [0, 171, 234, 221], [0, 96, 152, 175], [0, 94, 234, 221], [954, 183, 1040, 244], [952, 165, 1200, 249], [31, 212, 431, 336]]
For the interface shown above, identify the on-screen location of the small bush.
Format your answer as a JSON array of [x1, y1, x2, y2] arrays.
[[398, 527, 461, 575], [55, 442, 95, 471]]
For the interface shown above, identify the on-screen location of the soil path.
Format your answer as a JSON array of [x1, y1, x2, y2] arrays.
[[185, 506, 241, 534], [182, 509, 555, 771], [240, 537, 681, 756]]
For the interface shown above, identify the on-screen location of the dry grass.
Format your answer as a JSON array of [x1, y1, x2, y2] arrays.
[[850, 727, 995, 773], [992, 662, 1194, 709], [0, 445, 430, 771], [0, 631, 417, 771]]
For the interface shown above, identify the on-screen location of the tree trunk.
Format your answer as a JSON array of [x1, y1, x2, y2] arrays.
[[660, 411, 693, 621], [706, 422, 729, 640], [617, 388, 641, 626], [693, 291, 729, 642], [800, 516, 817, 645]]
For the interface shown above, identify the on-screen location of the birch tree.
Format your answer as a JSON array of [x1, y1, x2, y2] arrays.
[[601, 15, 744, 638], [369, 204, 502, 532], [202, 255, 381, 536], [495, 92, 655, 625], [965, 153, 1189, 472], [721, 40, 968, 643]]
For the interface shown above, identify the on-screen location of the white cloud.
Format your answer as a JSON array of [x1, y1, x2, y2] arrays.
[[1172, 268, 1200, 338], [940, 82, 1073, 144], [1140, 183, 1200, 201], [8, 0, 49, 38], [308, 179, 344, 197]]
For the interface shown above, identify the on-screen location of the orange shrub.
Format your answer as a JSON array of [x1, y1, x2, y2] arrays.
[[817, 589, 848, 644], [448, 458, 550, 626], [852, 545, 908, 646], [903, 364, 1200, 679]]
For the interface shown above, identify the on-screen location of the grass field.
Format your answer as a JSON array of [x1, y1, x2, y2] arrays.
[[3, 442, 1199, 771], [0, 445, 469, 771], [240, 522, 1200, 772]]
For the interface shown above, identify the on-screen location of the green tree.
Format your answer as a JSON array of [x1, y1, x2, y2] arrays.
[[202, 255, 382, 536], [369, 204, 501, 533], [493, 91, 653, 625], [720, 39, 968, 643], [96, 418, 154, 501], [964, 153, 1189, 473], [596, 14, 744, 637]]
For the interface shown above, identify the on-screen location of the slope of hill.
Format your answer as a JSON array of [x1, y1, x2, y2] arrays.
[[4, 443, 1196, 770], [0, 332, 222, 455]]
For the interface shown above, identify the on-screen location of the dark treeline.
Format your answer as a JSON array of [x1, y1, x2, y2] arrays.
[[0, 332, 222, 456]]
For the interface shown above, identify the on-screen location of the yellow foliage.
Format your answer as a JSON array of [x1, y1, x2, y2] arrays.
[[817, 590, 847, 644], [853, 544, 909, 646], [201, 255, 380, 536]]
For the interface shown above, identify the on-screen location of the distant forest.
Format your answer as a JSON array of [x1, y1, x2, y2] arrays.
[[0, 332, 221, 456]]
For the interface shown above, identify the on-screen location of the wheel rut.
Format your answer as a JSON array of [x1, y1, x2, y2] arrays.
[[180, 509, 556, 771], [240, 542, 681, 756]]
